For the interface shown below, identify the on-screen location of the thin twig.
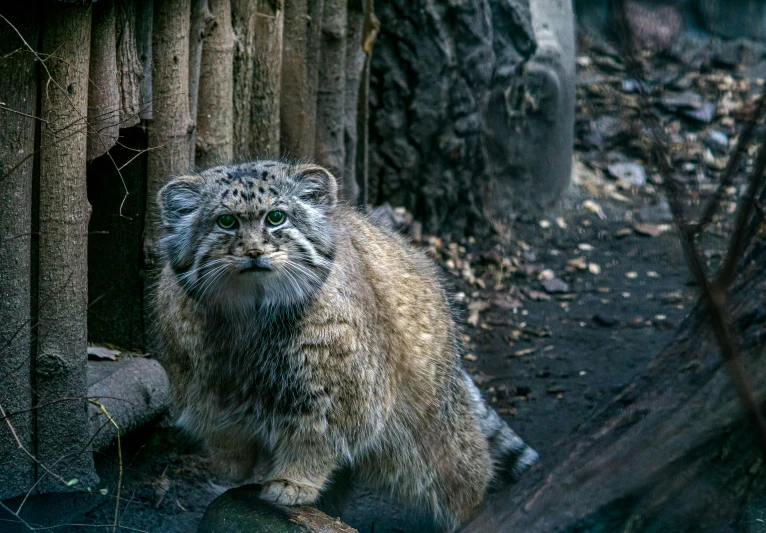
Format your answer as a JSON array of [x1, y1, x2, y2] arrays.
[[89, 400, 123, 533]]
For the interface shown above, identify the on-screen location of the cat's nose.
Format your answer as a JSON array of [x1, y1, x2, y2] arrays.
[[245, 249, 263, 258]]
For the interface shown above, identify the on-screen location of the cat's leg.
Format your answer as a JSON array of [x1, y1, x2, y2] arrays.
[[260, 435, 338, 506]]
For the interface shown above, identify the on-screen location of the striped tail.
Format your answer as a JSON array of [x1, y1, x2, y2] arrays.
[[462, 370, 539, 485]]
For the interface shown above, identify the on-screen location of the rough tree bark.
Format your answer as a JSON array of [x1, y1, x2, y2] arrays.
[[250, 0, 283, 157], [87, 0, 121, 161], [195, 0, 235, 167], [461, 240, 766, 533], [231, 0, 258, 160], [188, 0, 213, 165], [303, 0, 324, 158], [136, 0, 153, 119], [145, 0, 193, 270], [280, 0, 312, 158], [355, 0, 378, 208], [115, 0, 142, 129], [0, 5, 38, 500], [315, 0, 347, 190], [36, 3, 98, 493], [342, 0, 364, 205], [369, 0, 536, 234]]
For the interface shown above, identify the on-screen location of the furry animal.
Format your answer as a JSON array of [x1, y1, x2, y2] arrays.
[[154, 160, 537, 531]]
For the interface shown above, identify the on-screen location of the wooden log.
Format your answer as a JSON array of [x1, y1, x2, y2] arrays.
[[460, 241, 766, 533], [188, 0, 213, 165], [356, 0, 378, 207], [315, 0, 347, 195], [250, 0, 283, 157], [195, 0, 235, 166], [36, 2, 98, 493], [145, 0, 193, 271], [231, 0, 258, 160], [136, 0, 153, 120], [87, 0, 121, 161], [0, 4, 38, 500], [198, 484, 358, 533], [115, 0, 143, 129], [303, 0, 324, 157], [342, 0, 364, 204], [280, 0, 311, 157]]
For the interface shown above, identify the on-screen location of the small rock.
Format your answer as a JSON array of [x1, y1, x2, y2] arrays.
[[538, 269, 555, 281], [543, 277, 570, 294], [607, 162, 647, 186], [705, 130, 729, 154], [588, 263, 601, 275], [660, 91, 703, 110], [682, 102, 716, 123]]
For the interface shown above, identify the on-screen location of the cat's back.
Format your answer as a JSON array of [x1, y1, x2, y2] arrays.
[[327, 210, 459, 396]]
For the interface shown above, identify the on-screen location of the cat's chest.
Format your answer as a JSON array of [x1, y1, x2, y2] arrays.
[[200, 315, 323, 418]]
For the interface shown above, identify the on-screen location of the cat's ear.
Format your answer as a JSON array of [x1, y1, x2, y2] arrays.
[[158, 175, 203, 225], [293, 164, 338, 207]]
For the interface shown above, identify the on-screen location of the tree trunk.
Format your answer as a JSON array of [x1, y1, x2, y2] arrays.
[[36, 3, 98, 493], [250, 0, 283, 158], [188, 0, 213, 165], [87, 0, 121, 161], [461, 240, 766, 533], [355, 0, 378, 208], [304, 0, 324, 158], [280, 0, 312, 158], [342, 0, 364, 205], [369, 0, 536, 235], [0, 5, 38, 501], [115, 0, 143, 129], [315, 0, 347, 190], [145, 0, 193, 270], [231, 0, 258, 160], [195, 0, 235, 167], [136, 0, 153, 120]]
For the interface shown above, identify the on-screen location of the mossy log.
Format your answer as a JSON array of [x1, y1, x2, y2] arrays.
[[198, 484, 358, 533]]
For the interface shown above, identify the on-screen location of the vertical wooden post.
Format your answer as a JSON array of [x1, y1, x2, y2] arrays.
[[304, 0, 324, 156], [145, 0, 193, 270], [88, 0, 121, 161], [115, 0, 143, 129], [189, 0, 213, 165], [136, 0, 153, 120], [0, 5, 38, 500], [280, 0, 311, 157], [36, 2, 98, 492], [195, 0, 234, 166], [231, 0, 258, 160], [315, 0, 347, 193], [356, 0, 378, 208], [250, 0, 283, 157], [342, 0, 364, 202]]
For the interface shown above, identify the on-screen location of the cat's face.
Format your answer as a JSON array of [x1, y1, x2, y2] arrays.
[[158, 161, 337, 310]]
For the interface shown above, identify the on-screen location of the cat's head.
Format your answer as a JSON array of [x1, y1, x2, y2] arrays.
[[157, 160, 338, 310]]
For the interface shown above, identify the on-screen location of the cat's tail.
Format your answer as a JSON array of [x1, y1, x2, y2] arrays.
[[461, 370, 539, 485]]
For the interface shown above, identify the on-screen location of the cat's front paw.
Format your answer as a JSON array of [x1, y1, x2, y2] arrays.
[[260, 479, 319, 506]]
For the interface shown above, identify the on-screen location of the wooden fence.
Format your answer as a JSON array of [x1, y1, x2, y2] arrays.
[[0, 0, 377, 500]]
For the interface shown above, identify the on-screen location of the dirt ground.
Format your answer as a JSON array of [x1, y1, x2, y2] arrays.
[[25, 27, 765, 533]]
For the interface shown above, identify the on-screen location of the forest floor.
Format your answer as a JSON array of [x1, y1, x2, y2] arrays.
[[55, 30, 766, 533]]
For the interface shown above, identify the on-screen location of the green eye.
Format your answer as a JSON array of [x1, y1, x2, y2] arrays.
[[266, 210, 286, 226], [217, 214, 237, 229]]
